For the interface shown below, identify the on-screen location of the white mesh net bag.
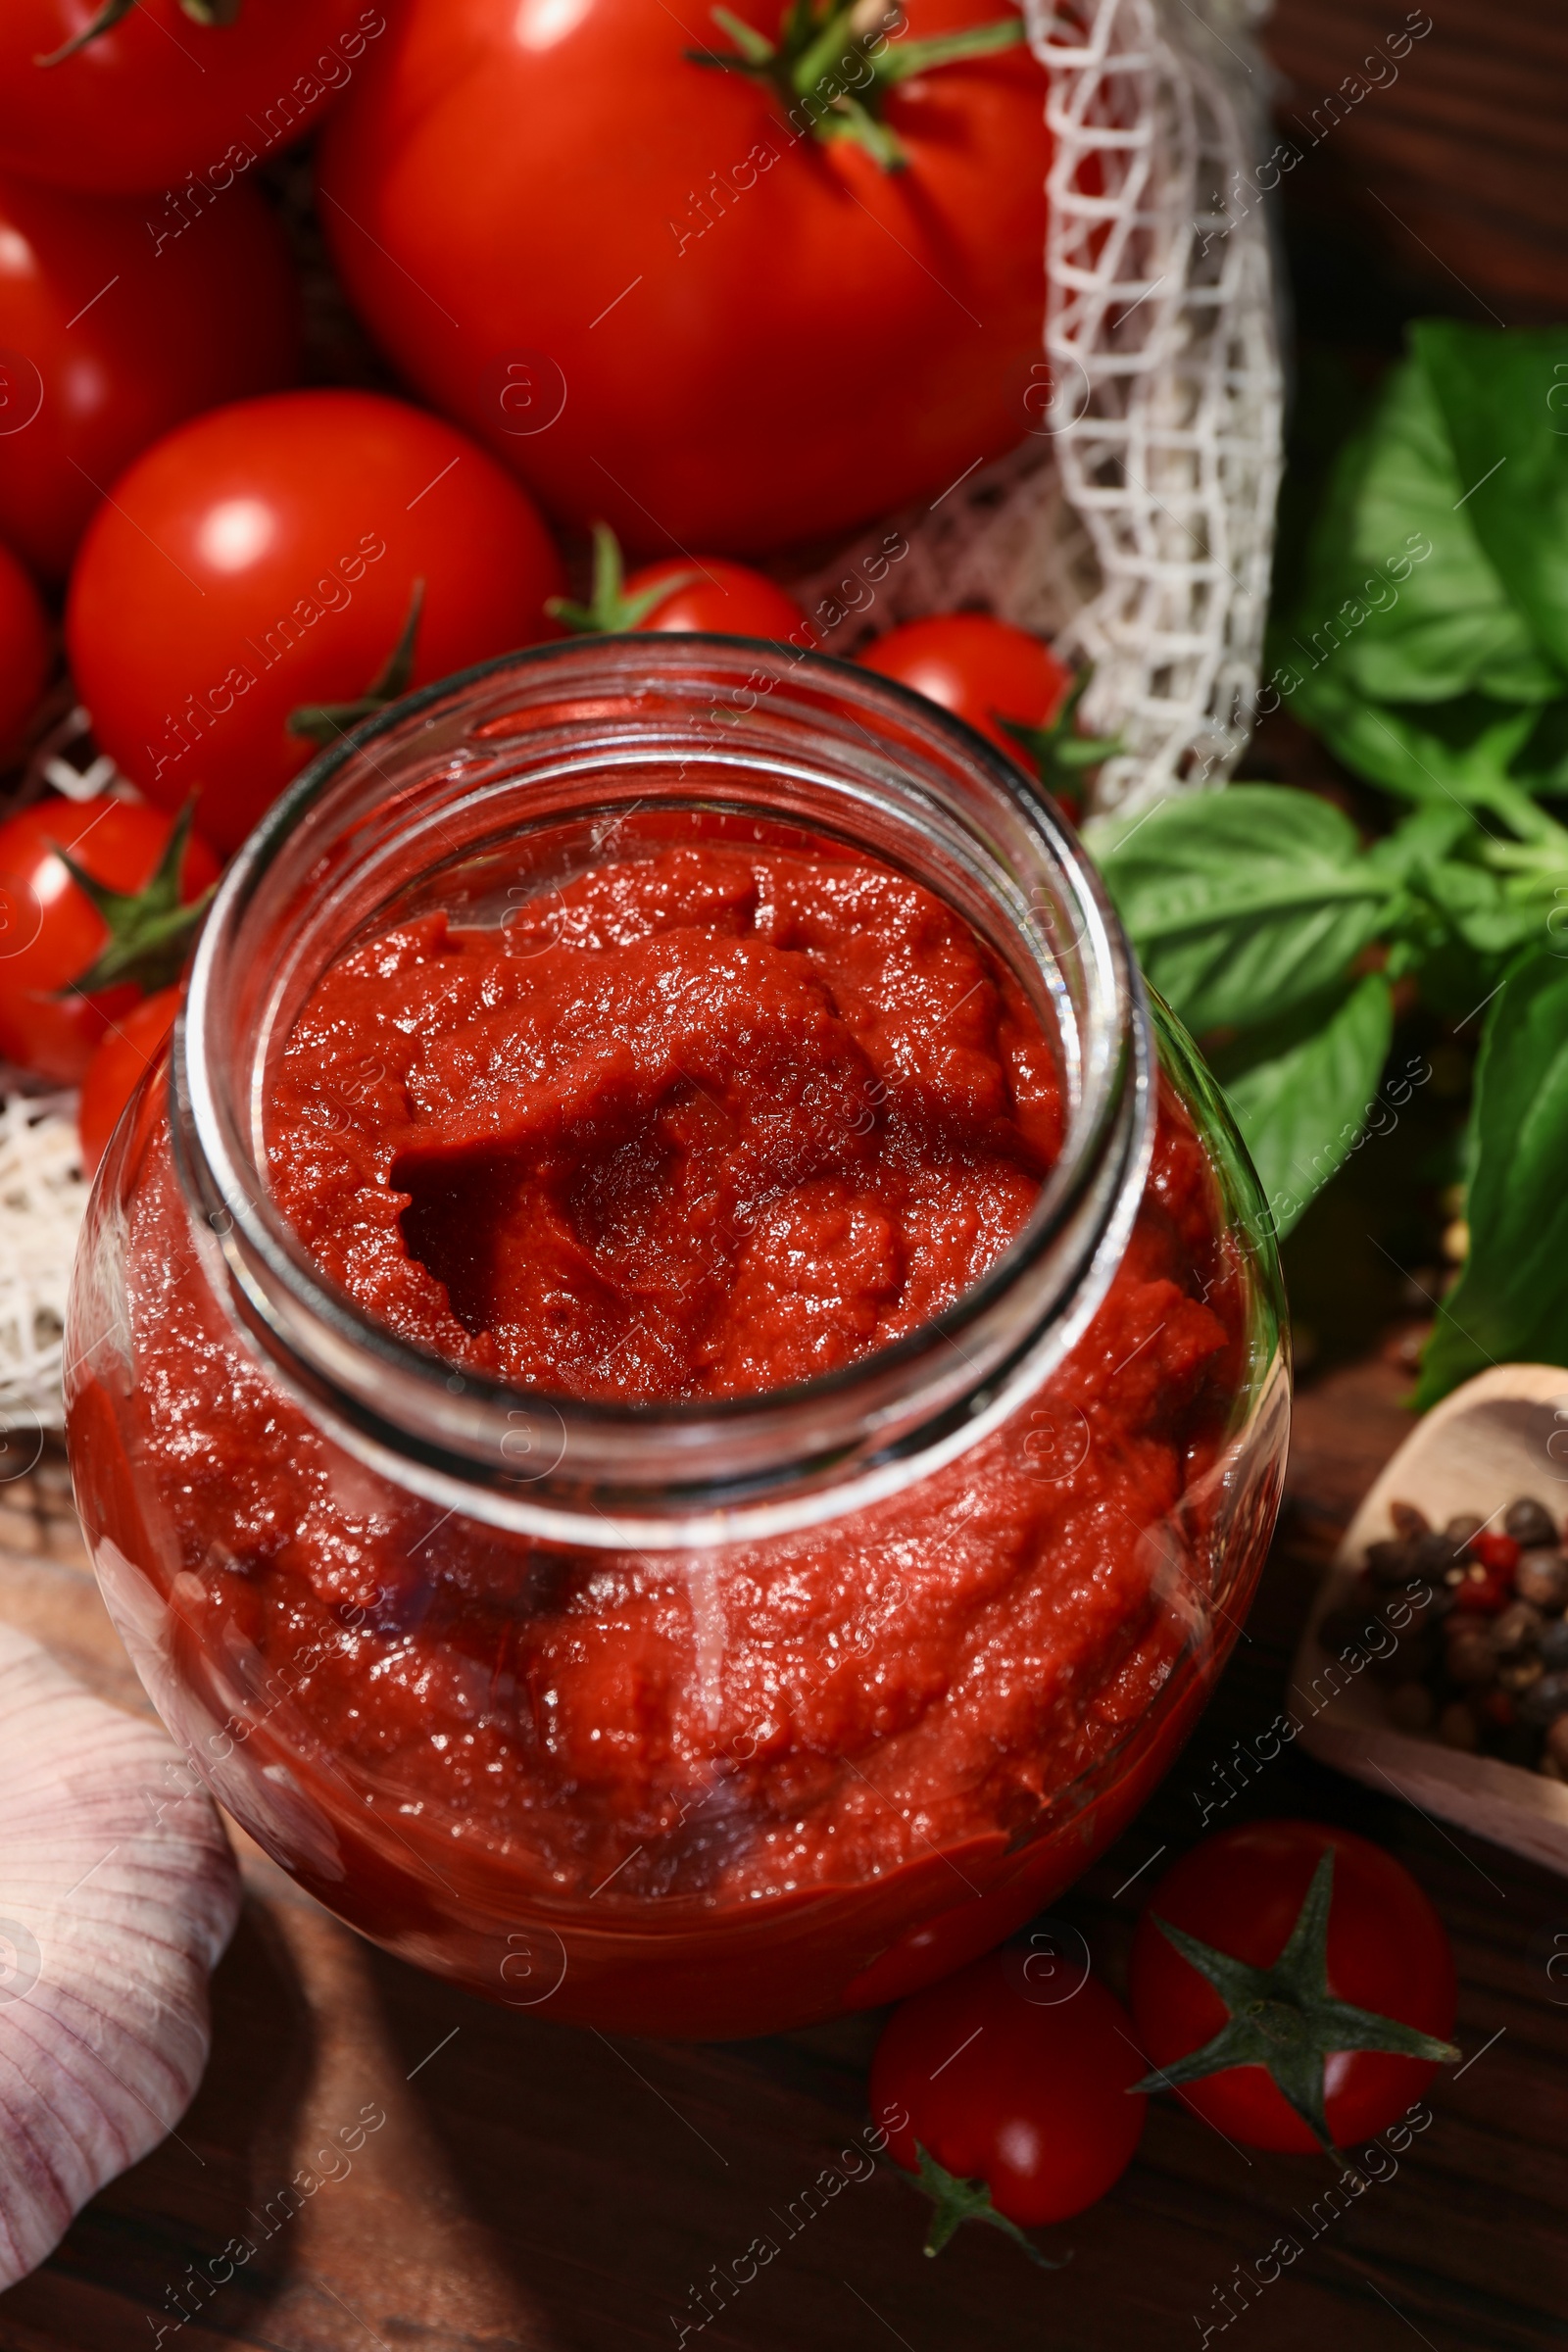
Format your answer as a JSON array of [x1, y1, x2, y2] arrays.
[[0, 1093, 85, 1438], [0, 0, 1281, 1427], [796, 0, 1283, 817], [0, 716, 122, 1435]]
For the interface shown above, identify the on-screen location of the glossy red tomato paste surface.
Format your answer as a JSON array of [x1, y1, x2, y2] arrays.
[[79, 839, 1250, 2034]]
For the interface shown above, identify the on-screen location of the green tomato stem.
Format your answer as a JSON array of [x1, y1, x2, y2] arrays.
[[547, 523, 707, 634], [57, 799, 213, 1002], [1131, 1852, 1460, 2154], [288, 578, 426, 747], [687, 0, 1026, 170], [905, 2144, 1068, 2270], [35, 0, 238, 66]]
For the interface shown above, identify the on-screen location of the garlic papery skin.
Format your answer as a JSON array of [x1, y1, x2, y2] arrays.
[[0, 1622, 240, 2287]]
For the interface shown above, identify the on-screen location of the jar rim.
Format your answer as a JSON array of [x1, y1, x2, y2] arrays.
[[175, 634, 1154, 1546]]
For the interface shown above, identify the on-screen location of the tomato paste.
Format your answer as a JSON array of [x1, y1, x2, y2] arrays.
[[81, 840, 1252, 2034]]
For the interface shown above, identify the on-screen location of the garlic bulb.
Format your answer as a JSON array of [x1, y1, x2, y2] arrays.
[[0, 1622, 240, 2287]]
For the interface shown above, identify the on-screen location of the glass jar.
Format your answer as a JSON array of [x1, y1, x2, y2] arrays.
[[67, 638, 1288, 2038]]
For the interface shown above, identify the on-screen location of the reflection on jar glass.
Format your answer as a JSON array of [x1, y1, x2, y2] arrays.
[[67, 638, 1289, 2038]]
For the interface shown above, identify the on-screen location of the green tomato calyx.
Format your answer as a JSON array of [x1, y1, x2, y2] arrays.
[[997, 665, 1122, 800], [547, 524, 707, 635], [687, 0, 1027, 171], [1131, 1850, 1461, 2155], [37, 0, 240, 69], [289, 578, 426, 749], [905, 2142, 1068, 2268], [59, 798, 214, 1003]]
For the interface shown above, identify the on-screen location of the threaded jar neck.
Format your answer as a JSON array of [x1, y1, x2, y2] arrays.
[[175, 636, 1152, 1548]]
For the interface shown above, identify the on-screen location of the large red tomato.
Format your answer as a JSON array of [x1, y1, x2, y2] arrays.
[[0, 796, 218, 1084], [66, 390, 566, 856], [0, 1, 380, 197], [0, 171, 297, 579], [0, 542, 50, 748], [317, 0, 1050, 555]]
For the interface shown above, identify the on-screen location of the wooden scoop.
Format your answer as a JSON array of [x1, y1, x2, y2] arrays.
[[1293, 1363, 1568, 1878]]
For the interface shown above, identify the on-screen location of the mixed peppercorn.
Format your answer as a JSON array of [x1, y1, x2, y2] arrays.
[[1322, 1495, 1568, 1776]]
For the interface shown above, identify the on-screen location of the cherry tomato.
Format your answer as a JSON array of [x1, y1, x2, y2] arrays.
[[625, 559, 813, 640], [0, 0, 377, 197], [318, 0, 1049, 554], [551, 525, 814, 642], [857, 614, 1071, 761], [77, 981, 179, 1178], [66, 390, 566, 857], [0, 796, 218, 1083], [0, 170, 297, 580], [858, 614, 1116, 812], [0, 542, 50, 748], [1128, 1821, 1458, 2154], [869, 1946, 1146, 2255]]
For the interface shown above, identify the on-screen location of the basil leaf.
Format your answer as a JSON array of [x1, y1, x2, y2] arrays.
[[1417, 319, 1568, 678], [1359, 803, 1524, 966], [1362, 800, 1478, 882], [1514, 700, 1568, 794], [1285, 351, 1557, 715], [1090, 787, 1392, 1034], [1212, 975, 1394, 1241], [1416, 952, 1568, 1405], [1420, 859, 1546, 960], [1291, 674, 1550, 804]]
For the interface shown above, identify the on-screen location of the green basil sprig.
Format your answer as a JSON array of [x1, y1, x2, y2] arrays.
[[1088, 783, 1568, 1402], [1279, 319, 1568, 802], [1418, 953, 1568, 1406], [1091, 789, 1393, 1034], [1087, 318, 1568, 1404]]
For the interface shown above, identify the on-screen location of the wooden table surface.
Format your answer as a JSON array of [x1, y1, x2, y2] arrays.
[[0, 1343, 1563, 2352], [1264, 0, 1568, 323]]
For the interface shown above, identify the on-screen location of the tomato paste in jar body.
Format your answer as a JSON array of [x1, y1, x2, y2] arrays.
[[67, 640, 1288, 2037]]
